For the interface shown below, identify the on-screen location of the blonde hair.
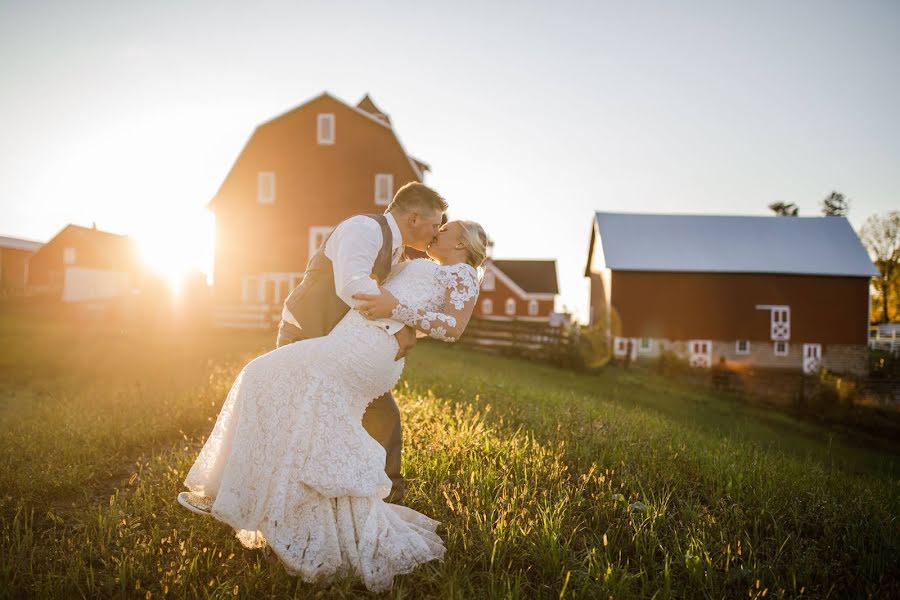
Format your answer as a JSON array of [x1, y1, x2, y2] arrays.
[[387, 181, 448, 215], [458, 220, 489, 268]]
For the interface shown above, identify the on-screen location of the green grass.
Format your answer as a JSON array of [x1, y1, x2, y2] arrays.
[[1, 315, 898, 598]]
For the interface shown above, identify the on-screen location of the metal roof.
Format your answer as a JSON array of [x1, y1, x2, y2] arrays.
[[0, 235, 43, 252], [591, 212, 880, 277]]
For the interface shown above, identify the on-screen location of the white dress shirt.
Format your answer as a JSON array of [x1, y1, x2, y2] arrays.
[[282, 212, 406, 335]]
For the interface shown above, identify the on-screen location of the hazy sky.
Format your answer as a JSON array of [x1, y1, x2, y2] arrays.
[[2, 0, 898, 320]]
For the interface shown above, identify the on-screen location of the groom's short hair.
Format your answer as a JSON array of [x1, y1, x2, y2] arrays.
[[387, 182, 448, 216]]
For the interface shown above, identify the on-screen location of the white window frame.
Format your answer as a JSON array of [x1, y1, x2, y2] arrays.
[[481, 271, 495, 291], [735, 340, 750, 355], [317, 113, 335, 145], [481, 298, 493, 315], [613, 336, 628, 357], [774, 340, 789, 356], [639, 338, 653, 352], [308, 226, 334, 261], [257, 171, 275, 204], [505, 297, 516, 316], [374, 173, 394, 206], [528, 299, 539, 316], [63, 247, 76, 265]]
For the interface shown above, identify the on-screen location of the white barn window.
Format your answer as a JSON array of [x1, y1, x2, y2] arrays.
[[639, 338, 652, 352], [735, 340, 750, 355], [774, 341, 789, 356], [771, 306, 790, 340], [309, 226, 334, 261], [257, 172, 275, 204], [481, 298, 493, 315], [374, 174, 393, 206], [481, 271, 495, 291], [63, 247, 76, 265], [317, 113, 335, 144], [505, 298, 516, 316], [528, 299, 539, 316]]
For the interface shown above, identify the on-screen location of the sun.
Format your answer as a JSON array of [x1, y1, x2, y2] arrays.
[[134, 212, 215, 292]]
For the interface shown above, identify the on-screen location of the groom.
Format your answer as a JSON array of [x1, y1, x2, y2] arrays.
[[275, 181, 448, 503]]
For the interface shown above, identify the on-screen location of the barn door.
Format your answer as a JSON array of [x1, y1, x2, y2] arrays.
[[771, 306, 790, 340], [688, 339, 712, 368], [802, 343, 821, 374]]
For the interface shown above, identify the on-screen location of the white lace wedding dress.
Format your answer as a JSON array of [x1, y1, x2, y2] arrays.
[[182, 258, 479, 592]]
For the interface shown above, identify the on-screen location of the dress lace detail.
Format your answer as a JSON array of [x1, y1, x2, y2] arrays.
[[388, 261, 480, 342], [182, 259, 468, 592]]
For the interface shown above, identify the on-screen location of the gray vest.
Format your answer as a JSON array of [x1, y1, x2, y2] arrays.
[[282, 214, 394, 340]]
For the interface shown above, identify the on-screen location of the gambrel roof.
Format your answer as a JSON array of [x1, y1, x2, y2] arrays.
[[587, 212, 879, 277]]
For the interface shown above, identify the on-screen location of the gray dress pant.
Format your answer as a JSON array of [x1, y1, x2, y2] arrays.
[[276, 319, 406, 503]]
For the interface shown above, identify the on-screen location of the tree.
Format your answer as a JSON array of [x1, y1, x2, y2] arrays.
[[859, 211, 900, 323], [768, 201, 799, 216], [821, 191, 849, 216]]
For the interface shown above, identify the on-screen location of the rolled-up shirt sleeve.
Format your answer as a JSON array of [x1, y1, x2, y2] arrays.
[[326, 217, 405, 334]]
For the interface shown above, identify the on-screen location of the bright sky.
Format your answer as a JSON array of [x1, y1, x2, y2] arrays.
[[2, 1, 898, 320]]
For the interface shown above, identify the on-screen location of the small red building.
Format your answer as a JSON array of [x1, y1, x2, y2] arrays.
[[27, 224, 140, 302], [0, 235, 42, 297], [475, 259, 559, 322], [585, 212, 879, 376], [207, 91, 429, 328]]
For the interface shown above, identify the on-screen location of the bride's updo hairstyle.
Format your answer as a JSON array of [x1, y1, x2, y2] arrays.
[[458, 221, 489, 268]]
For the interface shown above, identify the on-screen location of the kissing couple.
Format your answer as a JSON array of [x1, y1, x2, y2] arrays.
[[176, 182, 487, 592]]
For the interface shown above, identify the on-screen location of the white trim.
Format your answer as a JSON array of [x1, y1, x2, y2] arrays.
[[735, 340, 751, 355], [527, 299, 539, 316], [638, 337, 653, 352], [484, 262, 556, 301], [63, 247, 76, 265], [257, 171, 275, 204], [308, 226, 334, 260], [481, 298, 493, 315], [505, 297, 516, 316], [774, 340, 789, 356], [374, 174, 393, 206], [317, 113, 335, 144]]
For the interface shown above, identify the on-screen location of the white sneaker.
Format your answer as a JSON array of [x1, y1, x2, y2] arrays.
[[177, 492, 214, 516]]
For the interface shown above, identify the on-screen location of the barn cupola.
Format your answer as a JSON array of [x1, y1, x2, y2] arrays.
[[356, 94, 392, 126]]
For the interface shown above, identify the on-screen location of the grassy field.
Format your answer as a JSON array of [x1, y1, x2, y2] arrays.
[[1, 315, 899, 598]]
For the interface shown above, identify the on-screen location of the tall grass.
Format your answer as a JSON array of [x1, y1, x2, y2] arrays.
[[1, 317, 898, 598]]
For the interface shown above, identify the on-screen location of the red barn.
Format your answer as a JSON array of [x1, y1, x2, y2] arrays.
[[208, 92, 429, 327], [585, 212, 879, 376], [0, 235, 42, 297], [27, 224, 140, 302], [475, 259, 559, 322]]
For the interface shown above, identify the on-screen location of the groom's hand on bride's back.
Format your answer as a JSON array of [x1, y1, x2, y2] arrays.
[[394, 326, 417, 360]]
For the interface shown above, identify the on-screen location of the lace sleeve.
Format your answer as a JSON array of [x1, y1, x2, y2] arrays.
[[389, 263, 479, 342]]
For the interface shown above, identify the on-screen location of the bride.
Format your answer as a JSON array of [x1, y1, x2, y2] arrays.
[[177, 219, 488, 592]]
